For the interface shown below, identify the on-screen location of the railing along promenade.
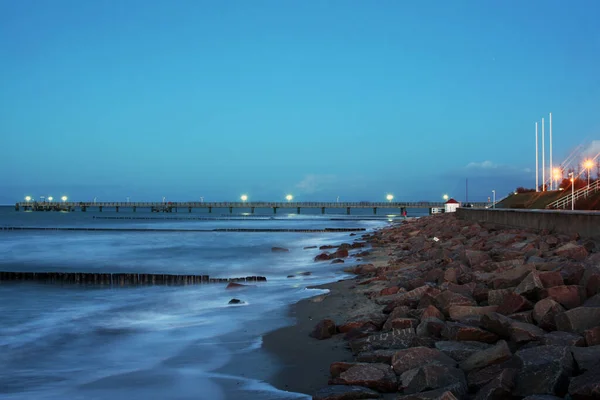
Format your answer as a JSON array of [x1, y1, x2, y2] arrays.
[[15, 201, 489, 214]]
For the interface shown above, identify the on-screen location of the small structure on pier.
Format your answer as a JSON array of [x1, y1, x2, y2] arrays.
[[444, 198, 460, 213]]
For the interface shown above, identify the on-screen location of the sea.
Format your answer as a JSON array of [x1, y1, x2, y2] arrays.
[[0, 206, 426, 400]]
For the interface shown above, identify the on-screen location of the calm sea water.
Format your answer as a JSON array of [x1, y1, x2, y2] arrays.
[[0, 206, 422, 399]]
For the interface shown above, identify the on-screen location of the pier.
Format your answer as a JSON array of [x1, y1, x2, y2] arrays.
[[15, 201, 488, 215]]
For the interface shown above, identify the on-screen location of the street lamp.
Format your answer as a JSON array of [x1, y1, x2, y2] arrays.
[[442, 194, 449, 201], [584, 159, 594, 196], [200, 196, 204, 203], [553, 168, 562, 190], [492, 190, 496, 209], [48, 196, 53, 202], [162, 196, 166, 204], [25, 196, 31, 203], [569, 172, 575, 210], [61, 196, 67, 203], [126, 197, 130, 203], [286, 194, 293, 202], [93, 197, 97, 204], [241, 194, 248, 202], [336, 196, 340, 203]]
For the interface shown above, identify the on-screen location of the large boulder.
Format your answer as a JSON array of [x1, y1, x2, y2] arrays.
[[571, 346, 600, 372], [555, 242, 588, 261], [448, 306, 498, 321], [399, 364, 467, 397], [496, 292, 532, 315], [391, 347, 456, 375], [555, 307, 600, 333], [310, 319, 337, 340], [584, 326, 600, 346], [533, 298, 565, 331], [464, 250, 491, 268], [435, 341, 491, 363], [568, 369, 600, 400], [330, 363, 398, 393], [509, 321, 546, 343], [434, 291, 477, 315], [480, 312, 514, 338], [356, 349, 397, 364], [539, 271, 564, 288], [459, 340, 512, 372], [543, 285, 586, 309], [312, 385, 382, 400], [540, 331, 585, 346], [515, 271, 545, 298], [513, 345, 575, 397], [473, 368, 516, 400], [350, 328, 416, 354], [416, 318, 446, 338], [442, 322, 499, 344]]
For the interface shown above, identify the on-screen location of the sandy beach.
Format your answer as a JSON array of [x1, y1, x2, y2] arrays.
[[264, 213, 600, 399]]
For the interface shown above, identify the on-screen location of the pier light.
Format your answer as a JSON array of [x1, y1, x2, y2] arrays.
[[241, 194, 248, 202], [48, 196, 53, 202], [442, 194, 449, 201], [286, 194, 293, 202], [386, 194, 394, 202], [25, 196, 31, 202], [61, 196, 67, 202], [584, 159, 594, 188]]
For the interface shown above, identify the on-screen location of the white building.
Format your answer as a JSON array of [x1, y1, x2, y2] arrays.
[[444, 198, 460, 213]]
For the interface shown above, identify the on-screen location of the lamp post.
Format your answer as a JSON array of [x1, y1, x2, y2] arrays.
[[584, 159, 594, 197], [93, 197, 97, 204], [61, 196, 67, 203], [25, 196, 31, 203], [48, 196, 53, 203], [286, 194, 293, 202], [126, 197, 130, 203], [200, 197, 204, 203], [569, 172, 574, 210], [241, 194, 248, 203], [386, 194, 394, 203], [162, 196, 166, 204], [336, 196, 339, 203], [553, 168, 562, 191], [492, 190, 496, 209], [442, 194, 449, 201]]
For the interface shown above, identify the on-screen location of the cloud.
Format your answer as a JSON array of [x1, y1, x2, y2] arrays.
[[295, 174, 336, 194], [466, 160, 497, 169]]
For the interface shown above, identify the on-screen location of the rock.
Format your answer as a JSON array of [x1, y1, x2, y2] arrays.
[[299, 271, 312, 276], [490, 265, 534, 289], [344, 324, 379, 341], [303, 245, 318, 249], [330, 363, 398, 393], [533, 298, 565, 331], [388, 318, 418, 330], [568, 370, 600, 400], [509, 310, 535, 324], [271, 247, 289, 252], [555, 307, 600, 333], [487, 289, 511, 306], [312, 385, 382, 400], [582, 266, 600, 297], [315, 253, 333, 261], [561, 263, 586, 286], [435, 341, 491, 363], [310, 319, 337, 340], [442, 322, 499, 344], [466, 361, 517, 390], [335, 248, 350, 258], [584, 293, 600, 307], [379, 286, 399, 296], [399, 364, 467, 396], [434, 291, 477, 315], [350, 328, 416, 354], [448, 306, 498, 321], [571, 345, 600, 372], [584, 326, 600, 346], [416, 318, 446, 338], [356, 350, 397, 364], [459, 340, 512, 372], [480, 312, 514, 338], [226, 282, 248, 289], [555, 242, 588, 261], [541, 331, 585, 346], [444, 268, 458, 283], [228, 298, 244, 304], [391, 347, 456, 375], [539, 271, 564, 288], [332, 259, 345, 264], [496, 292, 532, 315], [473, 368, 516, 400], [421, 305, 445, 321], [543, 285, 586, 309], [339, 320, 377, 334], [515, 271, 545, 298], [513, 345, 575, 397], [521, 395, 564, 400], [509, 321, 546, 343], [465, 250, 491, 268]]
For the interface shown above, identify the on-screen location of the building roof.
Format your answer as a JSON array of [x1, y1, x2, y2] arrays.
[[445, 198, 460, 204]]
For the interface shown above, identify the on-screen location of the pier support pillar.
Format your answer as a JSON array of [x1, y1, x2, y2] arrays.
[[208, 207, 212, 213], [15, 203, 19, 211], [99, 206, 103, 212], [347, 207, 350, 215], [188, 207, 192, 213], [133, 206, 136, 212], [373, 207, 377, 214], [297, 207, 300, 214], [116, 206, 119, 212], [321, 207, 325, 214], [251, 207, 255, 214], [229, 207, 233, 214], [273, 207, 277, 214], [82, 206, 87, 212]]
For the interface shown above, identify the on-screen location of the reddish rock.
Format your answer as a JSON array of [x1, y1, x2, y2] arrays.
[[315, 252, 332, 261], [339, 320, 375, 334], [330, 363, 398, 392], [448, 305, 498, 321], [533, 298, 565, 331], [465, 250, 492, 268], [391, 346, 456, 375], [568, 370, 600, 400], [514, 345, 575, 397], [389, 318, 418, 330], [417, 293, 438, 309], [344, 324, 379, 341], [473, 368, 517, 400], [544, 285, 586, 309], [313, 385, 381, 400], [555, 242, 588, 261], [561, 263, 585, 285], [444, 268, 458, 283], [584, 326, 600, 346], [379, 286, 399, 296], [442, 322, 499, 344], [356, 349, 397, 364], [435, 341, 491, 362], [225, 282, 248, 289], [490, 265, 534, 289], [459, 340, 512, 372], [480, 312, 514, 338], [335, 248, 350, 258], [421, 305, 445, 321], [509, 310, 535, 324], [319, 245, 337, 250], [434, 291, 477, 315], [509, 321, 546, 343], [399, 364, 467, 396], [515, 271, 545, 298], [271, 247, 289, 252], [331, 258, 345, 264], [539, 271, 564, 288], [310, 319, 337, 340], [487, 289, 511, 306], [445, 282, 476, 297], [350, 328, 416, 354], [496, 292, 532, 315], [556, 307, 600, 333]]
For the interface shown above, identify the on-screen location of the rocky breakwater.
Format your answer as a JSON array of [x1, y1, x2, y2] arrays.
[[310, 213, 600, 400]]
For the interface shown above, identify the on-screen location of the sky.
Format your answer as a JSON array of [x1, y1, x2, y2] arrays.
[[1, 0, 599, 204]]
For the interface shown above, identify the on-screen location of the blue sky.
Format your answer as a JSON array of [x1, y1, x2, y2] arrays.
[[1, 0, 599, 204]]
